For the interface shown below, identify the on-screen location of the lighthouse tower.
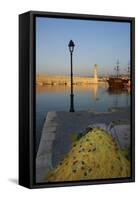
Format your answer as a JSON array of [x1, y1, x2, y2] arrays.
[[93, 64, 98, 83]]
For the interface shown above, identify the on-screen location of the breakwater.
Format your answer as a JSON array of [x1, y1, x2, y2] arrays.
[[36, 74, 100, 86]]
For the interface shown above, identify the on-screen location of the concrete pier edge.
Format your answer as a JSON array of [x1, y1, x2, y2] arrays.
[[36, 111, 58, 182]]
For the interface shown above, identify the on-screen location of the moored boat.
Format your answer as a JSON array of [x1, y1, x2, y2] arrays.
[[107, 77, 129, 89], [107, 60, 130, 89]]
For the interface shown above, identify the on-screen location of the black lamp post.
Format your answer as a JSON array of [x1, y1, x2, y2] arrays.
[[68, 40, 75, 112]]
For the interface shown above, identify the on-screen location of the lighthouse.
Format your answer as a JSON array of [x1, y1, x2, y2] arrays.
[[93, 64, 98, 83]]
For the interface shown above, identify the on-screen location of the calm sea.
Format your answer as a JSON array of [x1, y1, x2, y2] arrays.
[[36, 83, 130, 152]]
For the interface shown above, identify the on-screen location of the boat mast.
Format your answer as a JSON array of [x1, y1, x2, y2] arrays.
[[127, 61, 130, 78], [114, 60, 120, 78]]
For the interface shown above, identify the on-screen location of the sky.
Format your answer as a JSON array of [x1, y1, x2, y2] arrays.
[[36, 17, 130, 76]]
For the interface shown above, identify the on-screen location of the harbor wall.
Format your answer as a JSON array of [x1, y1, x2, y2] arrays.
[[36, 74, 99, 85]]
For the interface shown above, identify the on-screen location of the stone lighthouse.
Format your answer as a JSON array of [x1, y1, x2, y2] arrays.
[[93, 64, 98, 83]]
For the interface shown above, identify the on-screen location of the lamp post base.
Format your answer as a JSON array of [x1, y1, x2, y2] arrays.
[[70, 108, 75, 112], [69, 94, 75, 112]]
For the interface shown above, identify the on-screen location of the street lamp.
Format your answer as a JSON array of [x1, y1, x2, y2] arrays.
[[68, 40, 75, 112]]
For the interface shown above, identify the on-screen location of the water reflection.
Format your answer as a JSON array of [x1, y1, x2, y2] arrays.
[[36, 83, 130, 151], [36, 83, 107, 101], [36, 83, 100, 94], [107, 87, 130, 108]]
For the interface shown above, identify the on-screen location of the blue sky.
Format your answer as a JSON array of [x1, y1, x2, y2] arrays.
[[36, 17, 130, 76]]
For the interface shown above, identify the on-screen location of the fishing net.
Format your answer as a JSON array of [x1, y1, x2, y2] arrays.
[[46, 128, 130, 182]]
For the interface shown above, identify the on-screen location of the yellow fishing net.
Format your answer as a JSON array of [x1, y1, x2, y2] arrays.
[[46, 128, 130, 182]]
